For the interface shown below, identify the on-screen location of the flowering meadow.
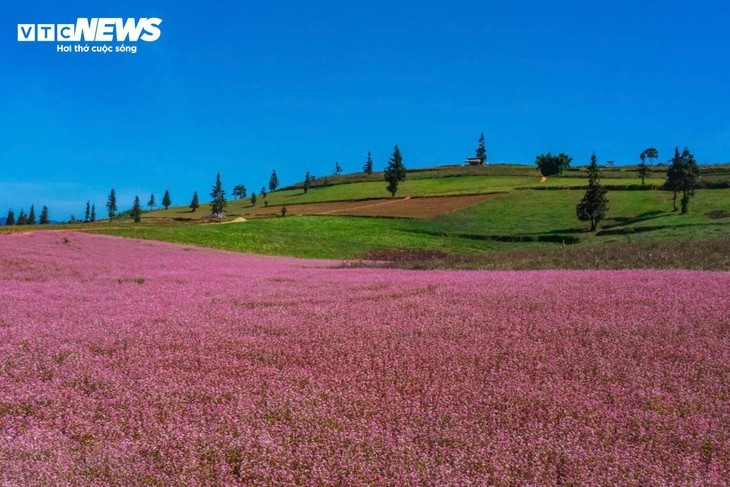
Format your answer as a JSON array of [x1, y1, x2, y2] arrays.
[[0, 232, 728, 485]]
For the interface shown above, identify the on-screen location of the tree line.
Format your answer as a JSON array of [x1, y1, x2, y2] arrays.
[[534, 146, 701, 231]]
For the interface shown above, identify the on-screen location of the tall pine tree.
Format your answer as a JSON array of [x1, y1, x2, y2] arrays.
[[90, 204, 96, 222], [269, 170, 279, 192], [131, 196, 142, 223], [363, 151, 374, 174], [40, 206, 49, 224], [303, 171, 311, 193], [210, 173, 227, 217], [107, 189, 117, 219], [84, 201, 91, 222], [475, 132, 487, 165], [384, 144, 406, 197], [5, 209, 14, 226], [27, 205, 36, 225], [666, 146, 700, 214], [576, 152, 608, 232], [190, 191, 200, 212], [162, 190, 172, 209]]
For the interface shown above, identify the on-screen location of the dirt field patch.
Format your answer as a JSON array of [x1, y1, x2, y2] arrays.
[[237, 194, 500, 219]]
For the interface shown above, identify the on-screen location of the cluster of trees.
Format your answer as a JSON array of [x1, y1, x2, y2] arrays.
[[534, 145, 700, 232], [4, 205, 50, 226]]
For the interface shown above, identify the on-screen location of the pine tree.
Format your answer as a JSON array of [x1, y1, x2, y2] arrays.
[[190, 191, 200, 212], [147, 193, 156, 210], [17, 210, 27, 225], [475, 132, 487, 165], [210, 173, 227, 217], [40, 206, 49, 224], [334, 161, 342, 175], [162, 190, 171, 209], [84, 201, 91, 222], [576, 152, 608, 232], [131, 196, 142, 223], [303, 171, 311, 193], [107, 189, 117, 219], [27, 205, 36, 225], [90, 204, 96, 222], [5, 209, 14, 226], [269, 170, 279, 192], [363, 151, 374, 174], [666, 146, 700, 214], [260, 186, 267, 198], [384, 144, 406, 197], [250, 192, 257, 206]]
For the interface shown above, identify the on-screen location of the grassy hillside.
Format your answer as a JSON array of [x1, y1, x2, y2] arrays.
[[6, 163, 729, 269]]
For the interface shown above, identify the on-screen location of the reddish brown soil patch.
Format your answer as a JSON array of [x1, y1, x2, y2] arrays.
[[241, 194, 499, 219]]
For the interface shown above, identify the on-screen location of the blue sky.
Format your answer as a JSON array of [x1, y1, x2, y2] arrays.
[[1, 0, 728, 220]]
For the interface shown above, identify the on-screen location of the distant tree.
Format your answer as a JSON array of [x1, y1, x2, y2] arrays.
[[232, 185, 247, 199], [40, 206, 49, 224], [190, 191, 200, 212], [162, 190, 172, 209], [643, 147, 659, 166], [281, 206, 287, 217], [334, 161, 342, 175], [90, 204, 96, 222], [638, 151, 649, 186], [17, 210, 27, 226], [69, 215, 76, 224], [474, 132, 487, 165], [27, 205, 36, 225], [303, 171, 311, 193], [147, 193, 156, 210], [84, 201, 91, 222], [264, 200, 268, 207], [260, 186, 267, 198], [363, 151, 374, 174], [269, 170, 279, 192], [210, 173, 227, 217], [384, 144, 407, 197], [576, 153, 608, 232], [5, 209, 14, 226], [107, 189, 117, 219], [250, 192, 257, 206], [666, 146, 700, 214], [323, 176, 329, 187], [131, 196, 142, 223], [535, 152, 572, 177]]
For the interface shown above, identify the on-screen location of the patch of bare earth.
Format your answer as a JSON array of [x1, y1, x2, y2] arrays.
[[241, 194, 499, 219]]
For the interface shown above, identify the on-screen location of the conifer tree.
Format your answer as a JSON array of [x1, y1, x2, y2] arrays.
[[147, 193, 156, 210], [27, 205, 36, 225], [303, 171, 311, 193], [475, 132, 487, 165], [5, 209, 14, 226], [384, 144, 406, 196], [162, 190, 171, 209], [40, 206, 49, 224], [84, 201, 91, 222], [334, 161, 342, 175], [131, 196, 142, 223], [90, 204, 96, 222], [363, 151, 374, 174], [260, 186, 267, 198], [17, 210, 27, 225], [576, 152, 608, 231], [190, 191, 200, 212], [251, 192, 257, 206], [269, 170, 279, 192], [107, 189, 117, 219], [666, 146, 700, 214], [210, 173, 227, 217]]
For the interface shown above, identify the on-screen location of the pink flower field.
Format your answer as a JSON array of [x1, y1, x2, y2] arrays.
[[0, 232, 728, 485]]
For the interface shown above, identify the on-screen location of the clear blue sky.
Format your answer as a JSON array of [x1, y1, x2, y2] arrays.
[[1, 0, 728, 220]]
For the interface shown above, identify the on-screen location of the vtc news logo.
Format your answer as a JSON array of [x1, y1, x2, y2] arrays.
[[17, 18, 162, 42]]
